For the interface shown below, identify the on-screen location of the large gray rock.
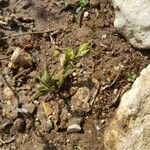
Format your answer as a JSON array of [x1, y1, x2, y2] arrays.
[[112, 0, 150, 49], [104, 64, 150, 150]]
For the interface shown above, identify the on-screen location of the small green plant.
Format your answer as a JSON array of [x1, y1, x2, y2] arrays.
[[34, 68, 54, 98], [34, 43, 90, 98], [127, 72, 137, 83], [76, 0, 89, 12]]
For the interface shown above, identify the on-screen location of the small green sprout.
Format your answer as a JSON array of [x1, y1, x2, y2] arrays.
[[127, 72, 137, 83], [34, 67, 55, 99], [76, 0, 89, 12], [34, 43, 90, 98], [75, 43, 90, 58], [56, 43, 90, 88]]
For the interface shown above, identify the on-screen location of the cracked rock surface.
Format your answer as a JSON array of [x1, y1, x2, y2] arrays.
[[105, 64, 150, 150], [112, 0, 150, 49]]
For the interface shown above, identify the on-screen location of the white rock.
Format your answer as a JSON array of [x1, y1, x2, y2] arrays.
[[101, 34, 107, 40], [72, 72, 77, 77], [84, 11, 89, 18], [104, 64, 150, 150], [67, 124, 81, 133], [112, 0, 150, 49], [100, 119, 105, 124]]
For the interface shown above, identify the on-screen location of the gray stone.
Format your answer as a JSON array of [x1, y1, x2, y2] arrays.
[[112, 0, 150, 49], [23, 103, 36, 114], [71, 87, 91, 115], [104, 64, 150, 150], [67, 124, 81, 133], [46, 119, 53, 129]]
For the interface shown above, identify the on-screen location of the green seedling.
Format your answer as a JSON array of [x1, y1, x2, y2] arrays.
[[127, 72, 137, 83], [34, 43, 90, 98], [34, 67, 55, 99], [76, 0, 88, 12], [54, 44, 90, 89]]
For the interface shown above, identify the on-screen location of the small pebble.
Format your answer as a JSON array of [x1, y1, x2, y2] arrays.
[[69, 87, 77, 96], [96, 125, 101, 131], [58, 99, 65, 108], [73, 80, 77, 84], [101, 119, 105, 124], [83, 71, 87, 75], [33, 100, 40, 105], [67, 124, 81, 133], [72, 72, 77, 77], [46, 119, 53, 129], [84, 11, 89, 18], [43, 33, 48, 38], [23, 17, 34, 22], [76, 63, 82, 68], [113, 89, 118, 95], [102, 34, 107, 40]]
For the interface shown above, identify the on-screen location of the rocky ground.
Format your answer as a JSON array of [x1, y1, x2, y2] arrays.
[[0, 0, 150, 150]]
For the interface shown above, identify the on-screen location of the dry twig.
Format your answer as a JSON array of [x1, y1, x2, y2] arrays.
[[0, 56, 11, 61], [0, 29, 62, 40]]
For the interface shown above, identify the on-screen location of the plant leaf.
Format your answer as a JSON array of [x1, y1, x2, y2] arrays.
[[76, 6, 82, 12], [35, 68, 54, 98], [64, 64, 75, 78], [38, 68, 53, 88], [77, 0, 88, 8], [127, 72, 137, 83], [57, 74, 64, 88], [64, 68, 75, 78], [75, 43, 90, 58], [66, 48, 75, 61], [53, 69, 64, 80], [53, 69, 64, 88], [63, 48, 74, 70], [34, 84, 49, 98]]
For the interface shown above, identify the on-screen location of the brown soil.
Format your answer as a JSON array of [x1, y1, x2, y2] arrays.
[[0, 0, 149, 150]]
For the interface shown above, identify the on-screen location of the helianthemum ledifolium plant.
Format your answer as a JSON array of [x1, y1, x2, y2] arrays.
[[34, 43, 90, 98]]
